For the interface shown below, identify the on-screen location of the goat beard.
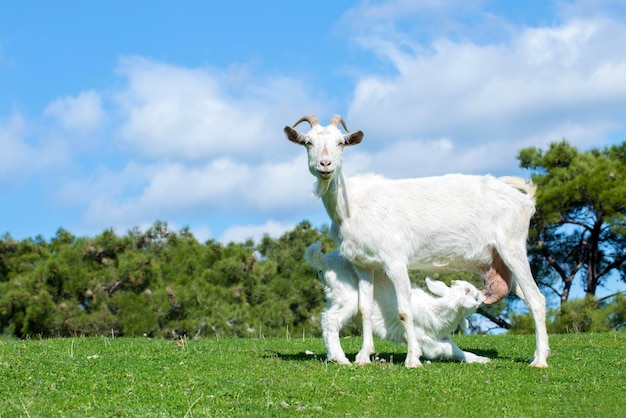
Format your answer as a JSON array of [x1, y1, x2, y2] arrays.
[[313, 179, 333, 198]]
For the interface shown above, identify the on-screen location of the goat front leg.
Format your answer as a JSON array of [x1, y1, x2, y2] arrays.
[[354, 267, 375, 365], [321, 301, 355, 365], [386, 262, 423, 368]]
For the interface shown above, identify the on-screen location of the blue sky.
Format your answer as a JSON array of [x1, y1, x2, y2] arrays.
[[2, 0, 626, 288]]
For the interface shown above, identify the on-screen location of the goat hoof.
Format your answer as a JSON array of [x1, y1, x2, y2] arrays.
[[332, 357, 351, 365], [354, 352, 372, 365], [404, 359, 423, 368], [530, 350, 550, 367], [529, 360, 549, 368], [404, 363, 423, 368]]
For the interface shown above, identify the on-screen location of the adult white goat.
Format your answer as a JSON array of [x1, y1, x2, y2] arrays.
[[305, 241, 490, 364], [284, 114, 550, 368]]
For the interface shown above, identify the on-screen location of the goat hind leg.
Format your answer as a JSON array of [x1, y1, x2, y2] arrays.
[[501, 246, 550, 367], [512, 279, 550, 367]]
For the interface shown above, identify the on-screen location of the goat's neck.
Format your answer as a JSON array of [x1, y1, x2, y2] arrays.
[[416, 296, 464, 334], [320, 172, 350, 226], [436, 302, 463, 326]]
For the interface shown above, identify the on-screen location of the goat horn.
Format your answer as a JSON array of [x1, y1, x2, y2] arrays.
[[293, 114, 320, 128], [329, 114, 350, 132]]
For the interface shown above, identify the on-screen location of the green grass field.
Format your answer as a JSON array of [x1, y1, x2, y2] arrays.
[[1, 333, 624, 417]]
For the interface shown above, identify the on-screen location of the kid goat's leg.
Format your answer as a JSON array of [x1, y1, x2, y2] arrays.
[[354, 267, 375, 364], [421, 337, 490, 364], [321, 301, 354, 364]]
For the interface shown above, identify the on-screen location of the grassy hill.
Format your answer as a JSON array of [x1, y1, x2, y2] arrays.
[[1, 333, 624, 416]]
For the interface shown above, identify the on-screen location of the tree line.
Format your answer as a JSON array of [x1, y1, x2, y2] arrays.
[[1, 140, 625, 338], [0, 220, 339, 339]]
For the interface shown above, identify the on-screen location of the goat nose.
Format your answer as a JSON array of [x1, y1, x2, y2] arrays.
[[320, 160, 331, 167]]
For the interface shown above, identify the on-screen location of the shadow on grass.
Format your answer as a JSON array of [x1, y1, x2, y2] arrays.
[[267, 347, 517, 365]]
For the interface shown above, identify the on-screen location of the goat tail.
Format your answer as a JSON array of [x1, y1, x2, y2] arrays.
[[304, 241, 326, 271], [498, 176, 537, 200]]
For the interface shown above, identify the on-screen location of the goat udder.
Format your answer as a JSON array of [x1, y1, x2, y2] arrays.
[[482, 265, 511, 304]]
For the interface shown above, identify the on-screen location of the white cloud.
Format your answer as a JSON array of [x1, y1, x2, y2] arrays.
[[136, 158, 252, 211], [219, 220, 296, 244], [0, 112, 69, 182], [189, 225, 213, 244], [339, 0, 482, 40], [246, 154, 315, 210], [41, 57, 333, 241], [43, 90, 105, 133], [557, 0, 626, 20], [59, 153, 317, 233], [0, 114, 29, 180], [344, 15, 626, 176], [115, 56, 324, 161], [343, 137, 462, 177]]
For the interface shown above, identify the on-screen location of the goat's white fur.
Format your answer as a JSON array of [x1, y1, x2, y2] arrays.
[[285, 115, 550, 368], [305, 241, 490, 364]]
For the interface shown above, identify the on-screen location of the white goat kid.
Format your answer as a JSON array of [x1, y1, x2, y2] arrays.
[[305, 241, 490, 364], [284, 114, 550, 368]]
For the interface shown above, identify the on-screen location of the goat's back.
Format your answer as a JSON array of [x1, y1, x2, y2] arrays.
[[338, 173, 535, 271]]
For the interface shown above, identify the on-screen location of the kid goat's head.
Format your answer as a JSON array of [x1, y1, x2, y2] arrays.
[[284, 114, 364, 183], [426, 278, 486, 311]]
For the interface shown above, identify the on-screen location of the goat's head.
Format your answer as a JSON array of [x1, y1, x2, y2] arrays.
[[284, 114, 364, 185], [426, 278, 485, 310]]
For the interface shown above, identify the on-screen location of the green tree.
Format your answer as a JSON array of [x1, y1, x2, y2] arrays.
[[518, 140, 626, 303], [510, 293, 626, 334], [0, 220, 337, 339]]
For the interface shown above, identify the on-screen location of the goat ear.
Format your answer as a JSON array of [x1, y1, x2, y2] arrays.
[[304, 241, 326, 271], [425, 278, 449, 297], [343, 130, 364, 146], [284, 126, 308, 145]]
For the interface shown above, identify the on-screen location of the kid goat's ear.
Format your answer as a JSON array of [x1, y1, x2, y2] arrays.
[[425, 277, 449, 297]]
